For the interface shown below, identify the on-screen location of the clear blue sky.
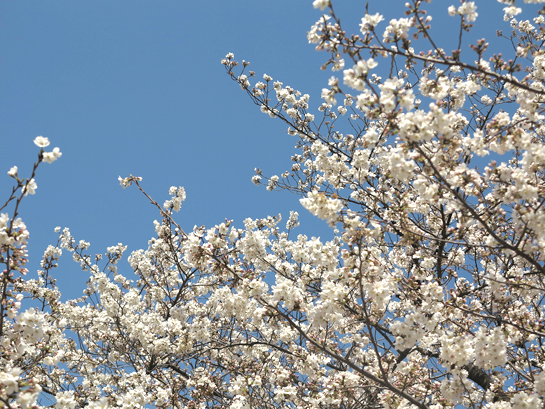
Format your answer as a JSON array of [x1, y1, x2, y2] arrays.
[[0, 1, 523, 299]]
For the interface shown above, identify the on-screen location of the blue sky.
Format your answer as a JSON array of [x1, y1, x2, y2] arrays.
[[0, 0, 522, 300]]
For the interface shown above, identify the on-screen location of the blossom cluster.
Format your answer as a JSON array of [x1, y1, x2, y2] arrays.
[[218, 0, 545, 406]]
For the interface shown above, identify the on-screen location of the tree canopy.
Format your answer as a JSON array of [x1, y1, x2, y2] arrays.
[[3, 1, 545, 408]]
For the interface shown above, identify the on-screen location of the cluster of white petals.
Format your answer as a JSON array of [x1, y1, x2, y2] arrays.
[[34, 136, 62, 163], [300, 189, 343, 224], [448, 2, 478, 22], [163, 186, 186, 212]]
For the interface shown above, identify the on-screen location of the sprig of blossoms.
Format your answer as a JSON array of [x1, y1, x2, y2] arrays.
[[33, 136, 62, 163], [448, 2, 478, 22], [300, 190, 343, 224], [163, 186, 186, 212]]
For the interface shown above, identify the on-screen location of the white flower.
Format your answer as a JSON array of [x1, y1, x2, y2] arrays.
[[286, 108, 298, 118], [86, 398, 109, 409], [321, 89, 336, 104], [8, 166, 17, 177], [511, 391, 541, 409], [383, 18, 411, 42], [332, 58, 345, 71], [18, 390, 41, 409], [458, 2, 478, 22], [42, 147, 62, 163], [55, 391, 77, 409], [286, 211, 299, 229], [0, 369, 20, 395], [360, 13, 384, 32], [481, 95, 493, 105], [118, 175, 142, 188], [300, 190, 343, 224], [22, 179, 37, 196], [33, 136, 50, 148], [503, 6, 522, 21], [163, 186, 186, 212], [312, 0, 329, 10]]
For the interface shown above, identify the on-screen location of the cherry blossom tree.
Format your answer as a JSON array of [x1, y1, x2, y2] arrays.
[[3, 0, 545, 408], [0, 138, 63, 409]]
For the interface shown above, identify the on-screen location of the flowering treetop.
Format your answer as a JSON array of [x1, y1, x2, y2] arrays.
[[3, 1, 545, 409]]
